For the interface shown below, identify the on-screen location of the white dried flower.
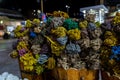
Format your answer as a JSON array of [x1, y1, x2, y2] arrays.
[[6, 74, 19, 80], [0, 75, 5, 80], [1, 72, 9, 79]]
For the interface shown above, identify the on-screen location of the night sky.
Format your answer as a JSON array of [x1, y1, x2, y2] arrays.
[[0, 0, 96, 10], [0, 0, 96, 16], [0, 0, 95, 10], [0, 0, 119, 18]]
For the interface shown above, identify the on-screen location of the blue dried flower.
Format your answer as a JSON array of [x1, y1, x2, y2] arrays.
[[88, 22, 97, 31], [111, 46, 120, 60], [38, 54, 48, 64], [57, 36, 68, 45], [66, 42, 81, 54], [30, 31, 37, 38]]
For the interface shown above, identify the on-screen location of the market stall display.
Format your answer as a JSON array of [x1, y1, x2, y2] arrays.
[[100, 12, 120, 80], [11, 11, 120, 80], [80, 5, 108, 23]]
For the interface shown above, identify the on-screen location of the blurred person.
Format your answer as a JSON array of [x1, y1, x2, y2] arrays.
[[3, 32, 10, 39]]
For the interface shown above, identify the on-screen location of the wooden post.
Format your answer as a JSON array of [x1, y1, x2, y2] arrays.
[[100, 0, 104, 5], [41, 0, 43, 13]]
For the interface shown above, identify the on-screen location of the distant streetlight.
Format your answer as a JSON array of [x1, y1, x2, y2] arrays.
[[37, 10, 41, 13], [0, 20, 3, 24], [33, 10, 36, 12], [65, 5, 70, 14], [37, 10, 41, 18]]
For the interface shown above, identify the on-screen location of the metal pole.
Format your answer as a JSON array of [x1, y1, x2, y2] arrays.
[[66, 5, 70, 14], [41, 0, 43, 13], [67, 8, 69, 14]]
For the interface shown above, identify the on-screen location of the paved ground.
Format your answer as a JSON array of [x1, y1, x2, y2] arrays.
[[0, 39, 21, 78]]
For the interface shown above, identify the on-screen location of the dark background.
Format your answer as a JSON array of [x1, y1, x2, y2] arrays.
[[0, 0, 97, 17], [0, 0, 120, 18]]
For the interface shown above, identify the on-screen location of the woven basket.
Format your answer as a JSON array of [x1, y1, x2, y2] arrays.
[[101, 71, 120, 80], [19, 61, 98, 80], [19, 62, 43, 80], [51, 68, 98, 80]]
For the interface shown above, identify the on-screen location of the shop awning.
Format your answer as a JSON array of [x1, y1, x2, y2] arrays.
[[80, 5, 108, 13], [0, 8, 23, 19]]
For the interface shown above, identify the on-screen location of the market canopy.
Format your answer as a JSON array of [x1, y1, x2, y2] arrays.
[[0, 8, 23, 19], [80, 5, 108, 13]]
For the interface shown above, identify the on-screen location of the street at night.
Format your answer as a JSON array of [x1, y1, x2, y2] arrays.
[[0, 39, 21, 78]]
